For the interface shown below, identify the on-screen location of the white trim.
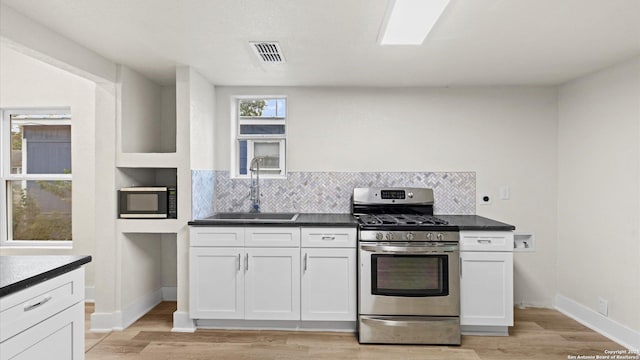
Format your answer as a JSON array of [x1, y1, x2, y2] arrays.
[[0, 242, 72, 249], [555, 294, 640, 351], [230, 95, 287, 179], [5, 174, 72, 181], [1, 107, 73, 247], [172, 311, 196, 333], [89, 312, 117, 333], [120, 288, 163, 330], [194, 319, 356, 332], [89, 289, 164, 331]]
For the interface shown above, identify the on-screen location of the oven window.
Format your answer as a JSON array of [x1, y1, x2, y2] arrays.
[[371, 255, 449, 297]]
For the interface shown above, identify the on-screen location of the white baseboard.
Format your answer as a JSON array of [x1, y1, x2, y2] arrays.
[[90, 311, 118, 332], [172, 311, 196, 332], [161, 286, 177, 301], [555, 294, 640, 351], [121, 289, 163, 329]]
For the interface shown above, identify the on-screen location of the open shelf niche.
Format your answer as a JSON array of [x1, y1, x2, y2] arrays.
[[117, 65, 177, 160]]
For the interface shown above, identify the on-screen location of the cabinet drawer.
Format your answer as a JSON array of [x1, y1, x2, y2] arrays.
[[190, 227, 244, 247], [0, 268, 84, 343], [245, 228, 300, 247], [0, 301, 84, 360], [460, 231, 514, 252], [301, 227, 356, 248]]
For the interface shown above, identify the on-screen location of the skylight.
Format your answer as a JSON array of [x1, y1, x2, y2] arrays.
[[378, 0, 450, 45]]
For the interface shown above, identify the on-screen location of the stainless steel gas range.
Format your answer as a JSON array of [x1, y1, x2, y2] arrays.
[[352, 187, 461, 345]]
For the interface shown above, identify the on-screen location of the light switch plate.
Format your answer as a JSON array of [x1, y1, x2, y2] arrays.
[[499, 185, 510, 200]]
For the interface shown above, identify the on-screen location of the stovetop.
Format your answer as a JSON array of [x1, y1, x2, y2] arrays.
[[356, 213, 449, 226], [354, 213, 458, 234], [352, 187, 459, 233]]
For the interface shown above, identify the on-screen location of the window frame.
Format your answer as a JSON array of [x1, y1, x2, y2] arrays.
[[230, 96, 287, 179], [1, 108, 73, 248]]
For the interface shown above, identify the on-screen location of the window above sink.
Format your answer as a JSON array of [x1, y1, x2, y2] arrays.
[[231, 96, 287, 179]]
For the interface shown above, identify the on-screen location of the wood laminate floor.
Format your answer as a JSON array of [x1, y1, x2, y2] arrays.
[[84, 302, 633, 360]]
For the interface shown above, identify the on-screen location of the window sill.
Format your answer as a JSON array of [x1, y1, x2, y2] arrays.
[[0, 243, 73, 250]]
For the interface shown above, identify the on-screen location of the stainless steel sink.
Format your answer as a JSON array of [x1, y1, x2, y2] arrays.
[[205, 212, 299, 222]]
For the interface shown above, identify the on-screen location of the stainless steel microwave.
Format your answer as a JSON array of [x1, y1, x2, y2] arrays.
[[118, 186, 177, 219]]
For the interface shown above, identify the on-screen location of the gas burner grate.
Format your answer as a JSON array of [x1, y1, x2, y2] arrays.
[[357, 214, 449, 226]]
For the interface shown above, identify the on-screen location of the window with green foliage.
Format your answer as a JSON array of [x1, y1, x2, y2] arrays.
[[232, 97, 286, 178], [1, 109, 72, 246]]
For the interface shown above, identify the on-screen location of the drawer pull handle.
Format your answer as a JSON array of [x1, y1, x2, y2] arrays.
[[478, 239, 492, 244], [24, 295, 53, 312], [321, 236, 336, 241]]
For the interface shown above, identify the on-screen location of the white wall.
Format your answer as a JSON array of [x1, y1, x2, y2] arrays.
[[118, 65, 164, 153], [557, 57, 640, 333], [0, 44, 97, 292], [215, 86, 559, 306], [188, 68, 215, 170]]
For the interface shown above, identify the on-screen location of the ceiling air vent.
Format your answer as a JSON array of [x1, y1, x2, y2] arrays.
[[250, 41, 286, 64]]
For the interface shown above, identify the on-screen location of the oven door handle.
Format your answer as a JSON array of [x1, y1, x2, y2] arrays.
[[360, 244, 458, 254], [361, 316, 459, 327]]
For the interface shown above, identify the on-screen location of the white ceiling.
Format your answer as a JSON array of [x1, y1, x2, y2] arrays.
[[2, 0, 639, 87]]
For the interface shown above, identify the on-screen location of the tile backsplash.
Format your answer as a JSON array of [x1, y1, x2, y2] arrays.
[[209, 171, 475, 215], [191, 170, 215, 219]]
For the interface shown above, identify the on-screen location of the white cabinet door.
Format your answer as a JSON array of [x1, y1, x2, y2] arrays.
[[244, 248, 300, 320], [190, 247, 244, 319], [460, 251, 513, 326], [301, 248, 357, 321]]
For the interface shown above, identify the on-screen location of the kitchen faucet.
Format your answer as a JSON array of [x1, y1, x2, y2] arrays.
[[249, 156, 263, 213]]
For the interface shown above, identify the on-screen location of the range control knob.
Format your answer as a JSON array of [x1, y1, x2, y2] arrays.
[[426, 232, 434, 240], [436, 233, 444, 241], [407, 192, 414, 199], [406, 232, 415, 240], [385, 233, 394, 240], [376, 232, 383, 240]]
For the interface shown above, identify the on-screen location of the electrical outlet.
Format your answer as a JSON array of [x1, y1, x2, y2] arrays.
[[598, 297, 608, 316], [479, 194, 491, 205]]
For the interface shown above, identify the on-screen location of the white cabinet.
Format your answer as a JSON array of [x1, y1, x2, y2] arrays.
[[459, 231, 514, 335], [301, 248, 356, 321], [245, 248, 300, 320], [301, 227, 357, 321], [189, 226, 357, 325], [189, 226, 301, 321], [0, 268, 85, 360]]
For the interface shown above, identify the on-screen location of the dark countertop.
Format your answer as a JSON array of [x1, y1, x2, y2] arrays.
[[189, 213, 357, 227], [189, 213, 513, 230], [0, 255, 92, 298], [438, 215, 516, 231]]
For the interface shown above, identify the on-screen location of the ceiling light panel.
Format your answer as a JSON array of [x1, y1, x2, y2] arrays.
[[379, 0, 450, 45]]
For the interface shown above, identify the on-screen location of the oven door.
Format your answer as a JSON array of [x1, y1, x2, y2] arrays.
[[359, 242, 459, 316]]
